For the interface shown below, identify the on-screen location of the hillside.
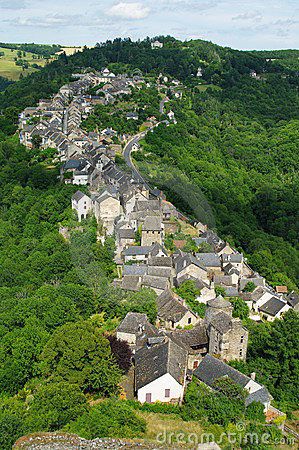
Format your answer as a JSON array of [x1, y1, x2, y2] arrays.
[[0, 46, 54, 81], [0, 37, 298, 450]]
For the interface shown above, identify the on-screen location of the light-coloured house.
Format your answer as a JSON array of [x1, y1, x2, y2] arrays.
[[151, 40, 163, 49], [174, 253, 209, 285], [71, 191, 92, 221], [259, 297, 290, 322], [135, 338, 188, 403], [157, 289, 199, 330], [92, 189, 122, 235], [194, 355, 272, 412]]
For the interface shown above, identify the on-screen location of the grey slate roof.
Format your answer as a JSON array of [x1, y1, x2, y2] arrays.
[[209, 311, 232, 334], [222, 253, 243, 263], [147, 266, 172, 278], [207, 295, 232, 309], [246, 386, 272, 407], [143, 215, 162, 231], [167, 323, 208, 350], [259, 297, 287, 316], [118, 229, 136, 240], [157, 289, 191, 322], [223, 286, 239, 297], [135, 338, 188, 390], [194, 354, 250, 388], [287, 291, 299, 308], [240, 277, 265, 291], [121, 276, 141, 291], [72, 190, 85, 202], [175, 254, 207, 274], [136, 199, 161, 212], [123, 265, 147, 276], [124, 246, 152, 256], [117, 312, 150, 334], [196, 253, 221, 268], [143, 275, 169, 291], [148, 256, 172, 267]]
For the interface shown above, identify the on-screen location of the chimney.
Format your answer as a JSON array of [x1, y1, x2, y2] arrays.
[[250, 372, 256, 381]]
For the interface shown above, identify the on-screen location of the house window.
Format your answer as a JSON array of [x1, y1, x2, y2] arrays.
[[188, 317, 192, 324], [239, 349, 243, 357], [145, 393, 152, 403], [165, 389, 170, 398], [240, 336, 244, 343]]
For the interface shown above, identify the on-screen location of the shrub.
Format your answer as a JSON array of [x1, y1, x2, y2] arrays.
[[66, 399, 146, 440]]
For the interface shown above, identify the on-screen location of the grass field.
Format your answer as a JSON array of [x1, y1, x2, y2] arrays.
[[0, 47, 51, 80], [56, 46, 91, 56]]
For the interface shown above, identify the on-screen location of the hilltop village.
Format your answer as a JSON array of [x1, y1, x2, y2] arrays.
[[18, 67, 298, 413]]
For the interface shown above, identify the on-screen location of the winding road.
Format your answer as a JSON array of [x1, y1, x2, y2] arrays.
[[123, 97, 168, 194], [123, 131, 149, 187]]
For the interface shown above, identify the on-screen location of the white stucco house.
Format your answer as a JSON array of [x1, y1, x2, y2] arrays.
[[135, 338, 188, 403], [71, 191, 92, 221]]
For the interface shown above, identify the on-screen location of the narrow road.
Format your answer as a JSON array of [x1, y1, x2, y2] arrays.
[[123, 131, 149, 187], [159, 96, 168, 114]]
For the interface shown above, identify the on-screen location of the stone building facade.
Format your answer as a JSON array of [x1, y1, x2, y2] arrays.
[[205, 296, 248, 361]]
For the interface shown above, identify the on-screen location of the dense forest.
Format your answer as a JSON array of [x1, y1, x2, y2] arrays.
[[0, 37, 298, 448]]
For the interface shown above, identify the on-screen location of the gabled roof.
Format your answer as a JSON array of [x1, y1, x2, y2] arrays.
[[72, 190, 86, 202], [207, 295, 232, 309], [194, 354, 250, 388], [157, 289, 193, 322], [222, 253, 243, 263], [135, 338, 188, 390], [123, 265, 148, 276], [196, 253, 221, 268], [175, 254, 207, 274], [148, 256, 172, 267], [117, 312, 156, 334], [143, 215, 162, 231], [259, 297, 287, 316], [142, 275, 169, 291], [167, 323, 208, 350], [121, 276, 142, 291], [124, 246, 152, 256], [194, 355, 272, 407], [118, 229, 136, 240]]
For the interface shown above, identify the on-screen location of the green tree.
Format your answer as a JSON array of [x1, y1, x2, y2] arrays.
[[38, 321, 121, 395], [66, 399, 146, 440], [230, 297, 250, 320], [25, 381, 88, 432]]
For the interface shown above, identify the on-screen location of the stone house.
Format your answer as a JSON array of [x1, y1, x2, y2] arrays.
[[135, 337, 188, 404], [71, 191, 92, 222], [196, 253, 222, 276], [167, 323, 209, 370], [194, 355, 272, 412], [156, 289, 199, 330], [92, 189, 122, 235], [141, 216, 163, 246], [116, 312, 159, 352], [123, 245, 153, 263], [205, 296, 248, 361], [174, 253, 209, 285]]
